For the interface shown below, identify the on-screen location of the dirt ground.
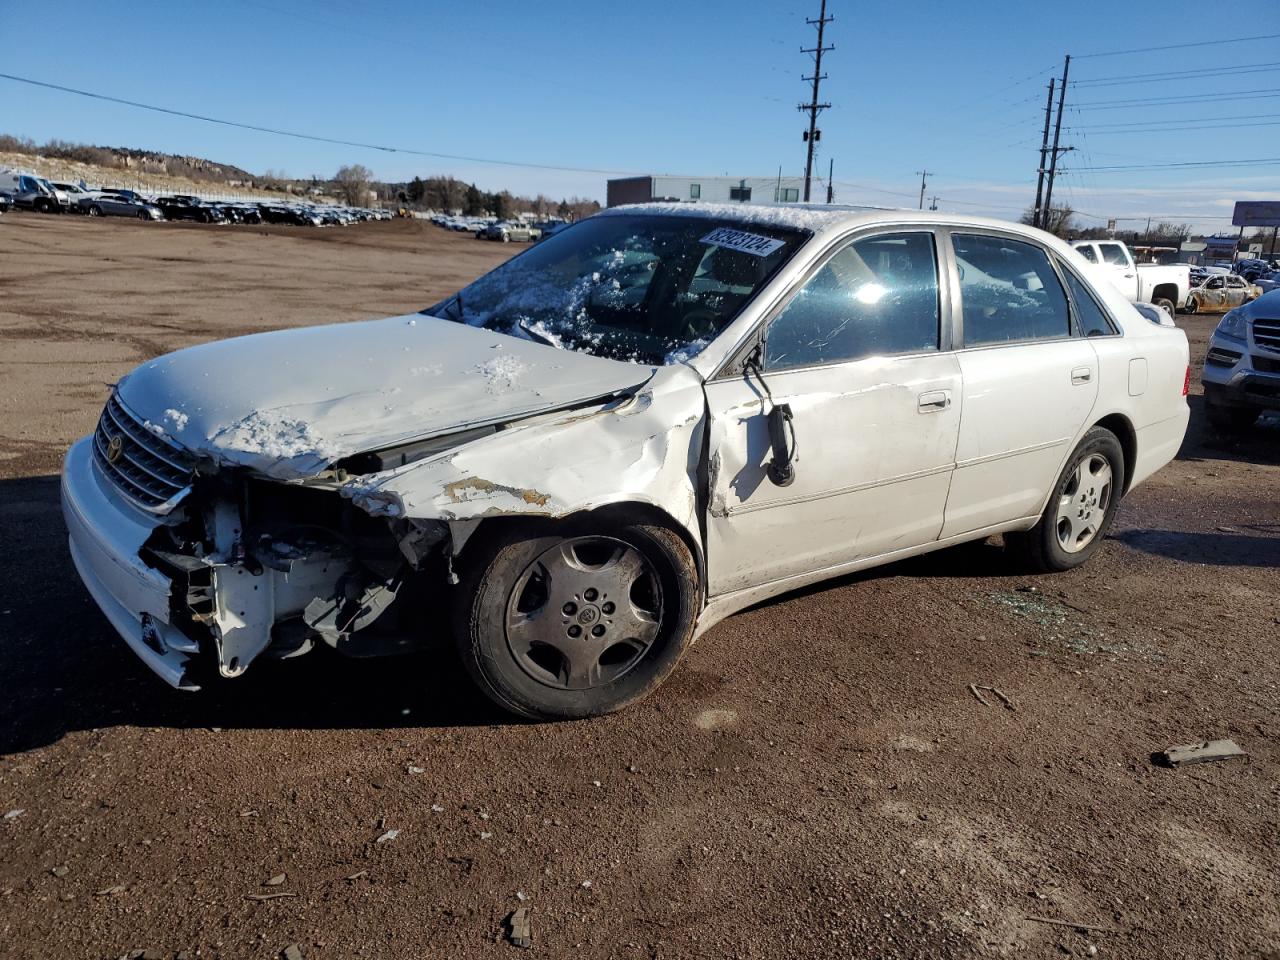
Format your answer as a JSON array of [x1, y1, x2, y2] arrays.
[[0, 214, 1277, 960]]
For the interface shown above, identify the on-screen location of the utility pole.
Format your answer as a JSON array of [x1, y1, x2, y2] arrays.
[[826, 157, 834, 203], [916, 170, 931, 210], [1032, 78, 1055, 229], [1041, 54, 1071, 232], [798, 0, 833, 203], [928, 196, 939, 211]]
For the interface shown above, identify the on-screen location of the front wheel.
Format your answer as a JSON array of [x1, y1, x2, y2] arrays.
[[1005, 427, 1124, 573], [1153, 297, 1176, 319], [88, 205, 103, 217], [1184, 298, 1198, 315], [455, 522, 699, 719]]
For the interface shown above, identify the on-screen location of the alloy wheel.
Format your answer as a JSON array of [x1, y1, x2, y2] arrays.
[[505, 536, 662, 690], [1055, 454, 1113, 553]]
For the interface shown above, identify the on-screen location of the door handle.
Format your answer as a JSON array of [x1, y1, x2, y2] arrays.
[[1071, 366, 1093, 385], [1123, 273, 1135, 278], [918, 390, 950, 412]]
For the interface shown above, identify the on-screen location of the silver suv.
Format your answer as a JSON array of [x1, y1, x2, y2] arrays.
[[1202, 289, 1280, 430]]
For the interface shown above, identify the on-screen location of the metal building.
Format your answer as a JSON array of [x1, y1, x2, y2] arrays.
[[606, 174, 811, 208]]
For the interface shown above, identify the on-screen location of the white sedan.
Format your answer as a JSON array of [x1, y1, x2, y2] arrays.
[[62, 204, 1190, 718]]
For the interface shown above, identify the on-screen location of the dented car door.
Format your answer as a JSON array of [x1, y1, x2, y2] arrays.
[[704, 229, 961, 595]]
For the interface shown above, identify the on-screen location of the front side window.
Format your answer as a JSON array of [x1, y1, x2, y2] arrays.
[[1060, 266, 1117, 337], [954, 233, 1070, 346], [765, 232, 940, 370], [1099, 243, 1130, 267], [1227, 276, 1246, 288], [434, 214, 807, 364]]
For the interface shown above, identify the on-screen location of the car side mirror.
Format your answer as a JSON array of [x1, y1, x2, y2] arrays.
[[766, 403, 796, 487]]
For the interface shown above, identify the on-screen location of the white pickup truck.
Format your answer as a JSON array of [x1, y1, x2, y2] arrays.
[[1071, 240, 1190, 318]]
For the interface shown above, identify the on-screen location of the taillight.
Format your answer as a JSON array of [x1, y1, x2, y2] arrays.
[[1182, 365, 1190, 396]]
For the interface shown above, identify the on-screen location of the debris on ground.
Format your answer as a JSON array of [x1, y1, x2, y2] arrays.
[[345, 870, 368, 881], [968, 684, 1016, 710], [375, 828, 400, 843], [431, 804, 445, 812], [51, 865, 69, 877], [3, 809, 24, 820], [264, 873, 286, 886], [95, 884, 126, 897], [1158, 739, 1246, 767], [407, 765, 425, 775], [506, 907, 533, 949], [246, 892, 297, 902], [282, 945, 304, 960]]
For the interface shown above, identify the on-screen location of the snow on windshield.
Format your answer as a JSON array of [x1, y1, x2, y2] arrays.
[[441, 214, 807, 365]]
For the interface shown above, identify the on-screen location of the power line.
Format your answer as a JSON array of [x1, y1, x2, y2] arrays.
[[1074, 33, 1280, 59], [1071, 61, 1280, 87], [1073, 120, 1280, 135], [1069, 157, 1280, 172], [1079, 112, 1280, 129], [0, 71, 640, 176], [1073, 89, 1280, 109]]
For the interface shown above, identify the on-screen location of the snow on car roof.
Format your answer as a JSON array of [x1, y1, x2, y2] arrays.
[[598, 201, 1032, 237]]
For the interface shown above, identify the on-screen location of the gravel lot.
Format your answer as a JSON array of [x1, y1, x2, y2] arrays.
[[1, 214, 1277, 960]]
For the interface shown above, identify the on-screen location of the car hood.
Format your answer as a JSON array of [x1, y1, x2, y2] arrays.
[[116, 314, 656, 479]]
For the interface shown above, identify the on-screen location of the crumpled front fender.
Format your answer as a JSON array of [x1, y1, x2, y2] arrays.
[[340, 364, 708, 546]]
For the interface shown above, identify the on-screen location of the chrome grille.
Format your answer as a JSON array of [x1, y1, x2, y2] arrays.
[[1254, 317, 1280, 352], [92, 394, 195, 511]]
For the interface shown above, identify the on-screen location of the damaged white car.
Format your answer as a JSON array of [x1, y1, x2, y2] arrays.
[[62, 203, 1191, 718]]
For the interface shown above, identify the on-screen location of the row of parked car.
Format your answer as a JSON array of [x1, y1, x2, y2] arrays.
[[430, 213, 571, 243], [0, 170, 392, 226]]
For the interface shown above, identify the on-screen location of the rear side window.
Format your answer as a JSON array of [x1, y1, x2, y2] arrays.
[[1076, 245, 1097, 263], [1099, 243, 1130, 266], [1060, 267, 1117, 337], [954, 233, 1070, 346], [765, 232, 940, 370]]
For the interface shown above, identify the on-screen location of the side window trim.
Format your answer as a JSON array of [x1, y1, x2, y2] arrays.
[[945, 228, 1077, 350], [759, 227, 949, 373]]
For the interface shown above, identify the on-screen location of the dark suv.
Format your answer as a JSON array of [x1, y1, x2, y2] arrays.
[[154, 196, 225, 223]]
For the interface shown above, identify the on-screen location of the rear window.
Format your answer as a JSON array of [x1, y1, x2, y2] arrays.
[[954, 233, 1071, 346]]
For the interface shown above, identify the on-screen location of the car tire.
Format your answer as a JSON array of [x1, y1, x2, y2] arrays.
[[1153, 297, 1176, 319], [88, 205, 102, 217], [1004, 427, 1124, 573], [1184, 298, 1198, 314], [1205, 397, 1259, 433], [137, 210, 148, 220], [454, 521, 700, 720]]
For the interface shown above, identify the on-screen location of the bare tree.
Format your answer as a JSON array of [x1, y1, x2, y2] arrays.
[[1021, 204, 1076, 238], [334, 164, 374, 205]]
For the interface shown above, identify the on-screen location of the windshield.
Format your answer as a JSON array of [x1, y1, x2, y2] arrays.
[[428, 213, 808, 364]]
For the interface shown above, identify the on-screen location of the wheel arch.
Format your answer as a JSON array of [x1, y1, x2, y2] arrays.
[[1091, 412, 1137, 495], [1149, 282, 1180, 306], [452, 499, 706, 593]]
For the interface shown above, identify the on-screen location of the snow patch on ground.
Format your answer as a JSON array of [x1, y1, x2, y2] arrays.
[[210, 409, 341, 462]]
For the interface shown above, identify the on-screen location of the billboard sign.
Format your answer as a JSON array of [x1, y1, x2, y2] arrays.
[[1231, 201, 1280, 228]]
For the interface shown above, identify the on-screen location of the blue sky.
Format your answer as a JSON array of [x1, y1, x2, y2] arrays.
[[4, 0, 1277, 232]]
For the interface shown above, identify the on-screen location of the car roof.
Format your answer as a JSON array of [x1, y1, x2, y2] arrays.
[[597, 201, 1044, 241]]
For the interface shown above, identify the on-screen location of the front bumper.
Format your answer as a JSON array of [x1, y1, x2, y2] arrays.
[[61, 437, 201, 690], [1203, 333, 1280, 410]]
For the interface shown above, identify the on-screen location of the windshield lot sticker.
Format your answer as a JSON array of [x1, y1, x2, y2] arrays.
[[700, 227, 786, 258]]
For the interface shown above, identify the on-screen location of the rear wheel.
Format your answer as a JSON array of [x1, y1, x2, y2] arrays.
[[88, 205, 103, 217], [137, 210, 148, 220], [1153, 297, 1176, 319], [455, 522, 699, 719], [1005, 427, 1124, 573]]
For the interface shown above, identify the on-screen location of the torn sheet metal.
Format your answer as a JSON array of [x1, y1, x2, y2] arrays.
[[341, 364, 708, 545]]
